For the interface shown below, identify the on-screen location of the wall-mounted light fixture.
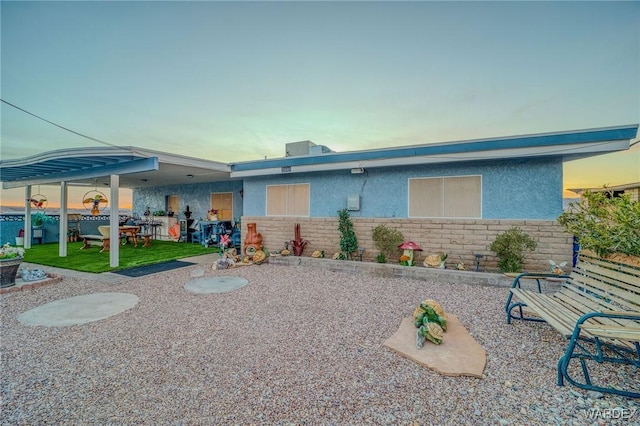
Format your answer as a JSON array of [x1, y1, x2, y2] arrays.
[[350, 167, 365, 174], [239, 189, 244, 198]]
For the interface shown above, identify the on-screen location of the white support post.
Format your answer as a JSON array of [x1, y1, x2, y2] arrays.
[[59, 182, 68, 257], [24, 186, 32, 249], [109, 175, 120, 268]]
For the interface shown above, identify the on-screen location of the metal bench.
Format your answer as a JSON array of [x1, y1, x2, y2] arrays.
[[79, 235, 110, 253], [505, 252, 640, 398]]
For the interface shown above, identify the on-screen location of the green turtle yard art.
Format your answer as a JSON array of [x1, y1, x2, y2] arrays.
[[413, 299, 448, 349]]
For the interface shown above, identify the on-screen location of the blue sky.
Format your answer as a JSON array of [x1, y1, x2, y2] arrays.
[[1, 1, 639, 206]]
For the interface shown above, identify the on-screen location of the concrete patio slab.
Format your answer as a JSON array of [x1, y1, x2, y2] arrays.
[[184, 276, 249, 294], [17, 292, 139, 327]]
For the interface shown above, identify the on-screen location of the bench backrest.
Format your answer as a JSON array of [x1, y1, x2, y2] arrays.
[[566, 252, 640, 313]]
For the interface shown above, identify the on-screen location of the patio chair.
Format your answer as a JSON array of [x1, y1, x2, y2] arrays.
[[189, 219, 202, 244]]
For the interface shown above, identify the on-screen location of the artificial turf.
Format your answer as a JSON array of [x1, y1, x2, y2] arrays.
[[23, 240, 219, 273]]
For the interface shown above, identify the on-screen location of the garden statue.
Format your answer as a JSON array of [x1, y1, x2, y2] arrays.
[[398, 241, 422, 266], [243, 223, 262, 255], [19, 267, 47, 282], [413, 299, 448, 349], [183, 205, 192, 219]]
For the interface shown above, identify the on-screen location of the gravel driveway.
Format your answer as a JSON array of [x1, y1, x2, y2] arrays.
[[1, 263, 638, 425]]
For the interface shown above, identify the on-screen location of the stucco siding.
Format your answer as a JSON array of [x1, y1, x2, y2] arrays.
[[243, 158, 563, 220], [133, 181, 244, 220]]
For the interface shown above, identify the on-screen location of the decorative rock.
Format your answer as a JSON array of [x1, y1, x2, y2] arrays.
[[587, 391, 604, 399], [19, 267, 47, 282]]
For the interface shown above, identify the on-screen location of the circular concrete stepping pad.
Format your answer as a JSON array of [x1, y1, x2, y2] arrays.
[[184, 277, 249, 294], [18, 293, 139, 327]]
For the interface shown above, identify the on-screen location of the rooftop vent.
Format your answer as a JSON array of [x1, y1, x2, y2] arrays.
[[285, 140, 334, 157]]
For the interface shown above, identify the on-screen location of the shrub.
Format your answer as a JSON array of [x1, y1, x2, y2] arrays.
[[490, 227, 537, 273], [372, 224, 404, 261], [376, 253, 387, 263], [337, 209, 358, 260], [557, 189, 640, 257]]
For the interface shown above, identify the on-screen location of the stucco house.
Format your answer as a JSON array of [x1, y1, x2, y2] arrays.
[[228, 124, 638, 271], [1, 124, 638, 270]]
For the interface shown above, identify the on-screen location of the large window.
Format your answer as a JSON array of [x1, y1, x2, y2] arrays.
[[408, 176, 481, 218], [211, 192, 233, 221], [266, 183, 310, 216]]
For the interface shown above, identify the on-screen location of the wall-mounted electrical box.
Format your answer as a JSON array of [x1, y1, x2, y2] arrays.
[[347, 194, 360, 211]]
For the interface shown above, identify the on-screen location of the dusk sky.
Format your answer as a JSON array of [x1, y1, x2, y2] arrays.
[[1, 1, 639, 208]]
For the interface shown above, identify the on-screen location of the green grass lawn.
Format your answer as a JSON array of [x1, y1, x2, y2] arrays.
[[23, 241, 220, 273]]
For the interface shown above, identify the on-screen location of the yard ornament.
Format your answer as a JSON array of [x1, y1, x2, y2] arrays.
[[398, 241, 422, 266]]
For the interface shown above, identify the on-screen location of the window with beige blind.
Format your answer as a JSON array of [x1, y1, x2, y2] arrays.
[[266, 183, 310, 216], [408, 176, 481, 218], [210, 192, 233, 221]]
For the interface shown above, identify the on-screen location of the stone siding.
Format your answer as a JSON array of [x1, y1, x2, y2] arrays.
[[240, 216, 574, 273]]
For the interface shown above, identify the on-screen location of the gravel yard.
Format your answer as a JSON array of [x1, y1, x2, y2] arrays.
[[1, 263, 638, 425]]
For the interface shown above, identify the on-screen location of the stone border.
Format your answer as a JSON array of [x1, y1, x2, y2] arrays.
[[0, 273, 63, 295], [269, 256, 516, 288]]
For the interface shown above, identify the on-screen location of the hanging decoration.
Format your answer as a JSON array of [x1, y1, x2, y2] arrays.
[[28, 194, 48, 210], [83, 190, 109, 216]]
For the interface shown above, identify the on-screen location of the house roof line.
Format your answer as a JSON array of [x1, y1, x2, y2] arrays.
[[568, 182, 640, 194], [230, 124, 639, 173]]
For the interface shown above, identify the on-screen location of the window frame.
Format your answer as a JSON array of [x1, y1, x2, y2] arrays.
[[265, 183, 310, 217], [408, 175, 482, 219]]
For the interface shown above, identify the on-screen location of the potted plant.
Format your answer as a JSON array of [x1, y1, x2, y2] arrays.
[[15, 229, 24, 247], [490, 227, 537, 273], [32, 211, 53, 227], [0, 243, 25, 288]]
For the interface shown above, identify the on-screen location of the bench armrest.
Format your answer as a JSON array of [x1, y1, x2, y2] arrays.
[[597, 310, 640, 319], [577, 310, 640, 325], [510, 272, 571, 289]]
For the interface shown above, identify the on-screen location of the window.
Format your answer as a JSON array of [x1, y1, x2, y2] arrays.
[[266, 183, 310, 216], [211, 192, 233, 221], [166, 195, 179, 216], [408, 176, 481, 218]]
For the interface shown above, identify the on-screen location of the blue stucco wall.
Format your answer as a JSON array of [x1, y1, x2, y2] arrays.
[[133, 180, 244, 221], [242, 158, 563, 220]]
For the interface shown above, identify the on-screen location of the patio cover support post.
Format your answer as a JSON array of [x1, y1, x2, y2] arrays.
[[109, 174, 120, 268], [59, 182, 68, 257], [24, 186, 32, 249]]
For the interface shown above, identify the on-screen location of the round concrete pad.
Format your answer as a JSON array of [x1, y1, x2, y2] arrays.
[[184, 276, 249, 294], [18, 293, 139, 327]]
